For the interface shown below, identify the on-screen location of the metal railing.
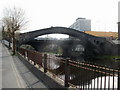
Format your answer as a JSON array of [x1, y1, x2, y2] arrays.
[[18, 48, 120, 89]]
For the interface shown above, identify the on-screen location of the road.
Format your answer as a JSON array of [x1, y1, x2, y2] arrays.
[[1, 42, 48, 89]]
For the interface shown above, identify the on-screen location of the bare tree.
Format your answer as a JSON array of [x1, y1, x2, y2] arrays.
[[2, 7, 28, 54]]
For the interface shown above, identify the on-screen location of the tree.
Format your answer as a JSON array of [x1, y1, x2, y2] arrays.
[[2, 7, 28, 54], [2, 17, 12, 48]]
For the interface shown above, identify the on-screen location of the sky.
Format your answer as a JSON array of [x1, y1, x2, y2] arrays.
[[0, 0, 119, 34]]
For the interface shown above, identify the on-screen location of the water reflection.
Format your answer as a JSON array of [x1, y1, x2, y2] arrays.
[[47, 54, 61, 69]]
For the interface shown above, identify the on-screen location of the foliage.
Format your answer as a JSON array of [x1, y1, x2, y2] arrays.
[[43, 44, 63, 54], [95, 55, 120, 61], [20, 44, 35, 50]]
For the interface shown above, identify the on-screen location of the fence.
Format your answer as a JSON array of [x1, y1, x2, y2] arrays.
[[18, 48, 120, 89]]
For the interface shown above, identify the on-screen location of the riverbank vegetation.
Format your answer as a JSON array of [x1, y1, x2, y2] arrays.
[[96, 55, 120, 61], [20, 44, 35, 50]]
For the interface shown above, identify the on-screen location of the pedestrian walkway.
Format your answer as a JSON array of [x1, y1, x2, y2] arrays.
[[1, 43, 48, 88], [2, 43, 26, 88]]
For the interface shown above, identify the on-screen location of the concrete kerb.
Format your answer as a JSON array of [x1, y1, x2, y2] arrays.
[[17, 53, 68, 89]]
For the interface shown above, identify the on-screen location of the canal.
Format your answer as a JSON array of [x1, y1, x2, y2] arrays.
[[28, 34, 120, 88], [45, 54, 119, 88]]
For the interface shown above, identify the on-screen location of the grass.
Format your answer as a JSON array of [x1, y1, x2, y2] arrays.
[[8, 49, 18, 56], [96, 55, 120, 61]]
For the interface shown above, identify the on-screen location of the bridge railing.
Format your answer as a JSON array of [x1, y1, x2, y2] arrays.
[[18, 48, 120, 89]]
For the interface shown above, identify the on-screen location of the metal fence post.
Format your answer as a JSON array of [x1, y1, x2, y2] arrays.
[[44, 54, 47, 73], [65, 58, 70, 87], [118, 68, 120, 90]]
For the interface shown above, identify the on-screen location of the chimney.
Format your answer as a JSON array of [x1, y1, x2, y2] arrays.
[[118, 1, 120, 40]]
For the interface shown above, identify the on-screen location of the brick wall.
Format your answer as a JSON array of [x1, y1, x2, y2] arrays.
[[84, 31, 118, 40]]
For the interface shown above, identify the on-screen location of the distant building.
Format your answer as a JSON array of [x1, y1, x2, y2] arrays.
[[69, 18, 91, 31]]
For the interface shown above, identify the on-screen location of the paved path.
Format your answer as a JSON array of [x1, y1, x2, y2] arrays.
[[1, 43, 26, 88], [1, 42, 48, 89]]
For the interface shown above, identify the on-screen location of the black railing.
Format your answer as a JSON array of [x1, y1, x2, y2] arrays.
[[18, 48, 120, 89]]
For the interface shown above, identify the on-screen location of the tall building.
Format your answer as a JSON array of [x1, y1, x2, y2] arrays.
[[69, 18, 91, 31]]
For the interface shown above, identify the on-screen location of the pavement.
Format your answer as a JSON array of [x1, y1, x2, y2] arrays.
[[1, 42, 48, 89]]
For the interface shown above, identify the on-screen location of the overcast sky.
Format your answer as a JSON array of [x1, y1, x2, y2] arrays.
[[0, 0, 119, 33]]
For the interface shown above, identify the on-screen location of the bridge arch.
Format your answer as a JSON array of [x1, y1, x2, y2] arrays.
[[18, 27, 103, 44], [18, 27, 107, 55]]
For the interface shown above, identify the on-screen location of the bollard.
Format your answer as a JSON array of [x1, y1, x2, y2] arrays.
[[64, 58, 70, 87], [34, 60, 36, 65], [44, 54, 47, 73]]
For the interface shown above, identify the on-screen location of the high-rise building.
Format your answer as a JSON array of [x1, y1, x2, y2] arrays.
[[69, 18, 91, 31]]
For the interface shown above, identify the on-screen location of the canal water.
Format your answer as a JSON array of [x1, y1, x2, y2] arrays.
[[45, 54, 119, 88], [34, 36, 120, 87]]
